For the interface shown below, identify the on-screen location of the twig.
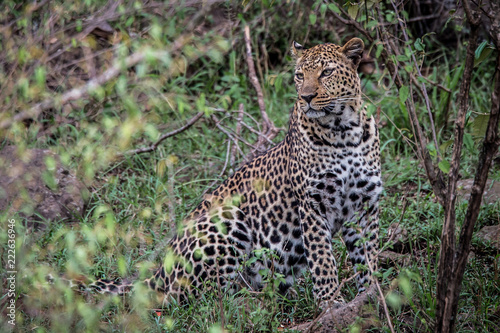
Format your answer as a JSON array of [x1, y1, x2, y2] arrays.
[[419, 76, 452, 93], [238, 271, 254, 291], [365, 245, 395, 333], [219, 140, 232, 177], [243, 25, 280, 156], [125, 112, 204, 155], [390, 0, 441, 159], [230, 103, 245, 168], [244, 25, 270, 135], [211, 114, 257, 152]]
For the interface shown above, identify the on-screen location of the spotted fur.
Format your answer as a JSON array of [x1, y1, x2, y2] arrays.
[[85, 38, 382, 305]]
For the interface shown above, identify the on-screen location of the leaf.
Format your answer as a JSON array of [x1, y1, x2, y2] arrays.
[[366, 20, 378, 29], [439, 139, 453, 153], [475, 41, 488, 59], [472, 114, 490, 137], [474, 42, 493, 68], [320, 3, 327, 15], [463, 133, 474, 152], [348, 5, 358, 19], [399, 85, 410, 103], [427, 142, 437, 157], [438, 160, 450, 174], [414, 38, 424, 52], [35, 67, 46, 87], [328, 3, 341, 14], [397, 54, 409, 62], [375, 44, 384, 58], [309, 13, 317, 25], [386, 292, 402, 310]]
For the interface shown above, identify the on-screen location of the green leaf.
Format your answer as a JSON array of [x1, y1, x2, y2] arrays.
[[439, 139, 453, 153], [399, 85, 410, 103], [386, 292, 402, 310], [399, 276, 413, 298], [397, 54, 409, 62], [414, 38, 424, 52], [475, 41, 488, 59], [348, 5, 358, 19], [404, 65, 413, 73], [320, 3, 327, 15], [366, 20, 378, 29], [309, 13, 317, 25], [366, 104, 376, 117], [35, 67, 46, 87], [472, 114, 490, 137], [328, 3, 341, 14], [427, 142, 437, 157], [375, 44, 384, 58], [438, 160, 450, 174], [464, 133, 474, 152], [474, 42, 493, 67]]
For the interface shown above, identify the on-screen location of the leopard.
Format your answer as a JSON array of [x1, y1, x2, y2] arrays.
[[72, 37, 382, 307]]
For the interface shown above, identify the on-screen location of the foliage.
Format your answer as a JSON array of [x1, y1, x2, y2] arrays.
[[0, 0, 499, 332]]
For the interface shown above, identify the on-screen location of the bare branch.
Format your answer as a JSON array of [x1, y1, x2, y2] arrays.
[[230, 103, 245, 168], [390, 0, 441, 159], [366, 246, 395, 333], [125, 112, 205, 156], [293, 283, 376, 333], [244, 25, 269, 134], [243, 25, 281, 156], [446, 7, 500, 331]]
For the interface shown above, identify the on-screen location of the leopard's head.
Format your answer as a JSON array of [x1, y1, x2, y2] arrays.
[[291, 38, 364, 119]]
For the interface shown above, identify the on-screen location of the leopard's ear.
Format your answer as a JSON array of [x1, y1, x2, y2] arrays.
[[291, 41, 304, 60], [341, 38, 364, 67]]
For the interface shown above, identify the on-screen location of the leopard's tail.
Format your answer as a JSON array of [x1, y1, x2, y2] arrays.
[[47, 274, 135, 295]]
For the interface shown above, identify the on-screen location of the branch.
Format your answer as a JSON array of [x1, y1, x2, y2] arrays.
[[390, 0, 441, 159], [125, 112, 205, 156], [449, 5, 500, 328], [434, 2, 500, 332], [244, 25, 269, 134], [0, 48, 170, 130], [293, 284, 376, 333], [366, 246, 395, 333], [230, 103, 245, 168], [243, 25, 281, 156]]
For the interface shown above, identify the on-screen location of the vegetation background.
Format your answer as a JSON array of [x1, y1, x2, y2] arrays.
[[0, 0, 499, 332]]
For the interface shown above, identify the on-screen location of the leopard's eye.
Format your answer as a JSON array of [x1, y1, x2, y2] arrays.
[[295, 73, 304, 80], [321, 69, 333, 77]]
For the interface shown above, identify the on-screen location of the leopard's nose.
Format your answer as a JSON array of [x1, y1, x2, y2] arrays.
[[301, 93, 318, 104]]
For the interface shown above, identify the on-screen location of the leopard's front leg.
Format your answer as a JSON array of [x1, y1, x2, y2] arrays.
[[299, 204, 343, 306], [342, 202, 380, 293]]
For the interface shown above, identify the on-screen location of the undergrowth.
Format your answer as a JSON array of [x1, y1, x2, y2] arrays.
[[1, 0, 499, 332]]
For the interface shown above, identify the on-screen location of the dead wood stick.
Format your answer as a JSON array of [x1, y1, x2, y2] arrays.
[[366, 245, 395, 333], [244, 25, 270, 135], [211, 114, 257, 151], [125, 112, 204, 156], [293, 283, 376, 333], [302, 272, 360, 333], [230, 103, 245, 168]]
